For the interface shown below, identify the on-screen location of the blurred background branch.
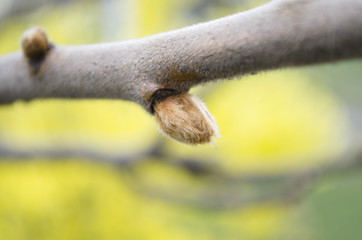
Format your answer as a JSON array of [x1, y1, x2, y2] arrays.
[[1, 136, 361, 211], [0, 0, 73, 22], [134, 144, 362, 209]]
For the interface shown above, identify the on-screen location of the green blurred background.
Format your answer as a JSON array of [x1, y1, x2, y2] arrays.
[[1, 0, 362, 239]]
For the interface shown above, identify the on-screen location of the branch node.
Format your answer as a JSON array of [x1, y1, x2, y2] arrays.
[[140, 82, 165, 102], [20, 27, 52, 73]]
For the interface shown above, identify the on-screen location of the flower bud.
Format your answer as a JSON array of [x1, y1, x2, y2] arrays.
[[154, 93, 219, 145], [21, 27, 49, 61]]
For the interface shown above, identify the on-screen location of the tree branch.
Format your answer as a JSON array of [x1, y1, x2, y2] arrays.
[[1, 0, 362, 144], [1, 0, 362, 111]]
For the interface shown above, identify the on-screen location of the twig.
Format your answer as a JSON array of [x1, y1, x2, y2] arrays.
[[1, 0, 362, 113]]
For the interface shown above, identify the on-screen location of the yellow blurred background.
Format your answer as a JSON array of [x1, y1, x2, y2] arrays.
[[1, 0, 362, 239]]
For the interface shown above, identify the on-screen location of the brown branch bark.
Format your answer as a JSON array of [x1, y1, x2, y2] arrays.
[[0, 0, 362, 113]]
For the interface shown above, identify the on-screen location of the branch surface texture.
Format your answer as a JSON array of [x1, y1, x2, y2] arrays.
[[1, 0, 362, 144]]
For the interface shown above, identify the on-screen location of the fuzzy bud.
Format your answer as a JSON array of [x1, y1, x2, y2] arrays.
[[154, 93, 219, 145], [21, 27, 49, 61]]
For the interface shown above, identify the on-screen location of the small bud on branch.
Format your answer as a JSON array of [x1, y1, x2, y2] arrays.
[[20, 27, 52, 73], [154, 93, 219, 145]]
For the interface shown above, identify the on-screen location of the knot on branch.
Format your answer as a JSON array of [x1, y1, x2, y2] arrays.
[[20, 27, 52, 73]]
